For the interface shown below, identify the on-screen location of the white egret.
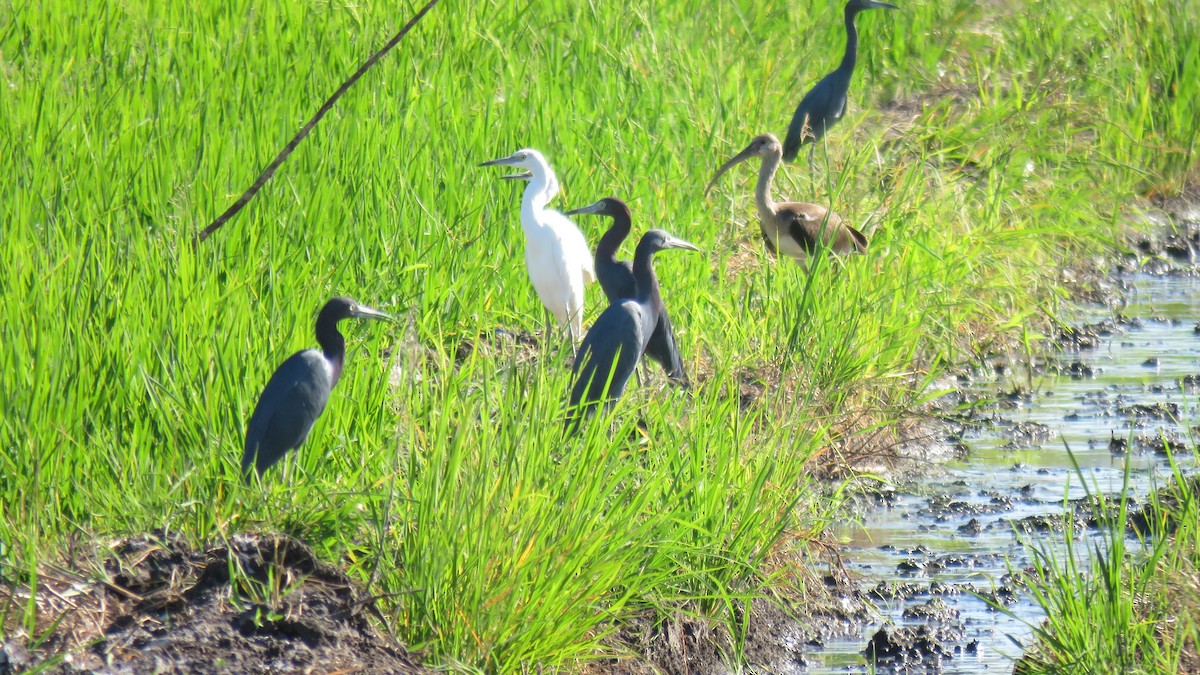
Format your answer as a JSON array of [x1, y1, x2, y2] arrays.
[[480, 148, 596, 341]]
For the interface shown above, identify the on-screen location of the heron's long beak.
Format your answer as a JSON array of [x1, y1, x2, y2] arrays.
[[350, 304, 395, 323], [704, 144, 758, 197], [665, 236, 701, 253], [563, 200, 605, 216], [479, 153, 520, 168], [480, 154, 532, 181], [865, 0, 900, 9]]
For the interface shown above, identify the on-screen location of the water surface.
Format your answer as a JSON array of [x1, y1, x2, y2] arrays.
[[810, 275, 1200, 673]]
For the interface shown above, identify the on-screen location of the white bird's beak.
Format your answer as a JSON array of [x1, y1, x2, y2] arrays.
[[480, 153, 532, 181], [479, 153, 521, 168]]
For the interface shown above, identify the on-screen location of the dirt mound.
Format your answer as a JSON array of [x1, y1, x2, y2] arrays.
[[1, 532, 425, 674]]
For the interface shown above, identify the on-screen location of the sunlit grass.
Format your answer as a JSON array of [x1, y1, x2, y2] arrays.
[[1013, 441, 1200, 674], [1, 0, 1198, 669]]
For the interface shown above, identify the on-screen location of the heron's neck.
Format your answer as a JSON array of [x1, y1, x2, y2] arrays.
[[519, 171, 556, 234], [633, 243, 662, 302], [755, 151, 781, 215], [840, 9, 861, 72], [316, 321, 346, 385], [596, 209, 631, 265]]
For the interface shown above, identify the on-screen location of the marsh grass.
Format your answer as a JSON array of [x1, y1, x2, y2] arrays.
[[2, 0, 1198, 669], [1012, 437, 1200, 674]]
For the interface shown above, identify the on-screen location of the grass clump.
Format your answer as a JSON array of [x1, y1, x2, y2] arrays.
[[1, 0, 1198, 670], [1016, 447, 1200, 674]]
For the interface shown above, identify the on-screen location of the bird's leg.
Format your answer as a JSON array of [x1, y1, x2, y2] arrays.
[[807, 145, 817, 182], [542, 309, 556, 351]]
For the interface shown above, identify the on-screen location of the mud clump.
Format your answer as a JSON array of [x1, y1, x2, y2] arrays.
[[867, 581, 924, 601], [901, 598, 959, 622], [1001, 420, 1053, 447], [1, 532, 424, 674], [1118, 401, 1180, 421], [957, 517, 985, 535], [863, 624, 963, 669], [590, 595, 868, 675], [1050, 320, 1122, 350], [1109, 432, 1187, 456]]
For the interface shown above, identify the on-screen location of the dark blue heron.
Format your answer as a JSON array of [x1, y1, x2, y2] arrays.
[[566, 229, 699, 430], [242, 296, 393, 480], [564, 198, 688, 386], [782, 0, 899, 166]]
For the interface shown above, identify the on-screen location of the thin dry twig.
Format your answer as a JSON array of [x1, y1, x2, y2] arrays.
[[194, 0, 442, 245]]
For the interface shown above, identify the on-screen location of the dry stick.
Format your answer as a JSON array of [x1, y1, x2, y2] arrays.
[[194, 0, 442, 245]]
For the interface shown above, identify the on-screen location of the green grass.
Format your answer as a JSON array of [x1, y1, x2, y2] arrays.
[[1014, 440, 1200, 674], [1, 0, 1198, 670]]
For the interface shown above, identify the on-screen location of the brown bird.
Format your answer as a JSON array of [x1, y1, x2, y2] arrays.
[[706, 133, 867, 269]]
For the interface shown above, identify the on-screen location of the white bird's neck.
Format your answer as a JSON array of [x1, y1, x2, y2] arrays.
[[519, 164, 558, 232], [755, 151, 780, 216]]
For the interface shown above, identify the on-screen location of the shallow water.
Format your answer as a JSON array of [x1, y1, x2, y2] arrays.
[[810, 275, 1200, 673]]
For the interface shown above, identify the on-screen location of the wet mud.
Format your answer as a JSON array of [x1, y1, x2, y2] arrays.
[[1, 532, 424, 674], [804, 196, 1200, 673]]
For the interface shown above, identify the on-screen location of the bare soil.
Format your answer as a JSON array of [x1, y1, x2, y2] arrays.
[[1, 532, 425, 674]]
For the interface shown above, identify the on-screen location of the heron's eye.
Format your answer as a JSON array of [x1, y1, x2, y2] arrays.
[[518, 153, 527, 160]]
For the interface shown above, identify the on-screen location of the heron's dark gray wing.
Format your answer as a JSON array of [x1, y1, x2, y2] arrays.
[[783, 74, 843, 161], [242, 350, 332, 477], [643, 308, 687, 385], [568, 301, 645, 422]]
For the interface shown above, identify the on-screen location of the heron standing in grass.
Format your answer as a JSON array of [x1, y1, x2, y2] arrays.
[[480, 148, 596, 342], [782, 0, 900, 168], [564, 197, 688, 386], [706, 133, 867, 269], [242, 296, 393, 480], [566, 229, 699, 431]]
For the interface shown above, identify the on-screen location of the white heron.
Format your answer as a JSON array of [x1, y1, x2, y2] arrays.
[[480, 148, 596, 342]]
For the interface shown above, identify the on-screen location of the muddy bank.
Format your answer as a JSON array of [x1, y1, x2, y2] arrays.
[[802, 192, 1200, 673], [1, 532, 424, 674]]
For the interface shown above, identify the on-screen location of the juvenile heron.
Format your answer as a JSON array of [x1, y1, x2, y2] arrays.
[[706, 133, 867, 268], [564, 197, 688, 385], [782, 0, 900, 166], [480, 148, 596, 342], [566, 229, 699, 430], [242, 296, 393, 480]]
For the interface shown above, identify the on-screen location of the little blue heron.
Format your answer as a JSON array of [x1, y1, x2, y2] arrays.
[[242, 296, 393, 480], [564, 198, 688, 386], [782, 0, 899, 167], [480, 148, 596, 342], [706, 133, 867, 269], [566, 229, 699, 430]]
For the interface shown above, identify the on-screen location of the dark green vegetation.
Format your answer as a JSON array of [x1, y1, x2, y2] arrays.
[[1, 0, 1197, 670]]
